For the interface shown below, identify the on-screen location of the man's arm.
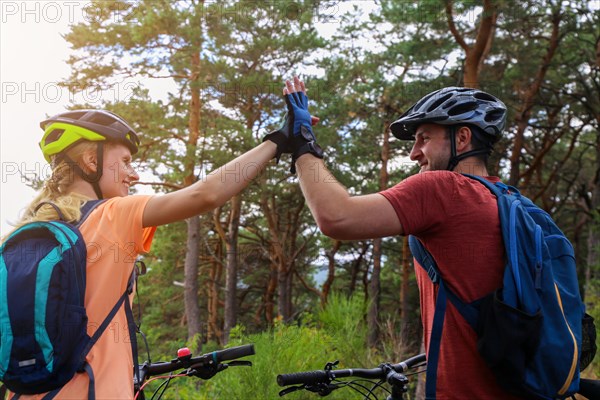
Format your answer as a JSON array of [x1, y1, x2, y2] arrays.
[[295, 154, 403, 240]]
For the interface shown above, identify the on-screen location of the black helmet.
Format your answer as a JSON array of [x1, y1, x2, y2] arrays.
[[390, 87, 507, 142]]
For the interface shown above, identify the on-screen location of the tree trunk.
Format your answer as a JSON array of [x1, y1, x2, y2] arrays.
[[509, 9, 562, 186], [585, 37, 600, 297], [278, 268, 293, 320], [278, 203, 303, 321], [362, 259, 370, 300], [368, 239, 382, 347], [368, 122, 390, 348], [260, 189, 305, 323], [184, 216, 202, 351], [265, 263, 278, 324], [223, 194, 242, 343], [585, 126, 600, 299], [445, 0, 497, 88], [415, 340, 427, 399], [322, 240, 341, 306], [207, 239, 222, 344], [277, 265, 289, 320], [400, 236, 411, 322], [349, 242, 368, 295], [182, 50, 203, 351], [260, 192, 282, 325]]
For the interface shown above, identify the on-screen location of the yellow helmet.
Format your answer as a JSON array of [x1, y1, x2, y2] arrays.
[[39, 109, 140, 163]]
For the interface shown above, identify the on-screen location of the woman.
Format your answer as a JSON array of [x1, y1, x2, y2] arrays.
[[7, 108, 288, 399]]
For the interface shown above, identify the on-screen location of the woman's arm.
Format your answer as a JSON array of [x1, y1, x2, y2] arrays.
[[142, 141, 277, 227]]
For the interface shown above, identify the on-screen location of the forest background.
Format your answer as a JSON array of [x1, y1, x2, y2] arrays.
[[2, 1, 599, 399]]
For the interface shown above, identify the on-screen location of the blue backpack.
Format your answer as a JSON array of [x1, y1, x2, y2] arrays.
[[0, 201, 139, 399], [410, 174, 596, 400]]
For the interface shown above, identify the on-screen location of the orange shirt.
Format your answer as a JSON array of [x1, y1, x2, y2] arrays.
[[13, 195, 156, 400]]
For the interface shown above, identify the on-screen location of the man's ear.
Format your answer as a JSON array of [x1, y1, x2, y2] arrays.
[[455, 126, 472, 152]]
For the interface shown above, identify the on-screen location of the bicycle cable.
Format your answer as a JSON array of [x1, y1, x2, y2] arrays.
[[134, 373, 187, 400], [150, 374, 172, 400]]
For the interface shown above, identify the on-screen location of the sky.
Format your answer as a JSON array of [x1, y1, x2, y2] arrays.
[[1, 2, 174, 235], [0, 1, 380, 237], [1, 1, 83, 236]]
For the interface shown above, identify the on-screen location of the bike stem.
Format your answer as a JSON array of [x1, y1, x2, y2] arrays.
[[382, 364, 409, 400]]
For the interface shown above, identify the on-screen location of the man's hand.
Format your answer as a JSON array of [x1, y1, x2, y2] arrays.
[[263, 92, 319, 164], [286, 90, 314, 140], [284, 76, 324, 173]]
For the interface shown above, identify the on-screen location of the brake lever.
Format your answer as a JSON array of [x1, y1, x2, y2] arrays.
[[186, 363, 226, 379], [278, 385, 304, 397], [306, 383, 335, 396], [225, 360, 252, 367]]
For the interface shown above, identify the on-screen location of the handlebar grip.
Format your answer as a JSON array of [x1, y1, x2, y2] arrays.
[[277, 370, 329, 386], [213, 344, 255, 362], [578, 379, 600, 399], [394, 353, 426, 372], [146, 361, 181, 375]]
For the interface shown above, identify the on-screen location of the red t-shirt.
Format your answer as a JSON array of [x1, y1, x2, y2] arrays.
[[381, 171, 521, 400]]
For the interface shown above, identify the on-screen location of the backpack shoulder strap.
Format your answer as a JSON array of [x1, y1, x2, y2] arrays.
[[34, 202, 67, 221], [408, 235, 480, 399], [408, 235, 440, 284], [76, 200, 106, 228], [27, 200, 105, 227], [408, 236, 479, 327], [76, 269, 138, 400], [461, 173, 522, 200], [410, 235, 480, 399]]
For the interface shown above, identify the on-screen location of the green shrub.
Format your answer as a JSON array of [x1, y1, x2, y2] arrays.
[[138, 293, 423, 399], [583, 281, 600, 379]]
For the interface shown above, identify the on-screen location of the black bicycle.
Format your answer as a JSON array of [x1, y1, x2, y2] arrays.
[[277, 354, 600, 400], [277, 353, 426, 400], [133, 343, 255, 400]]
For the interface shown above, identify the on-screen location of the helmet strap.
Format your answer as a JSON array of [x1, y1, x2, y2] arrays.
[[61, 143, 105, 199], [446, 127, 491, 172], [446, 126, 460, 171]]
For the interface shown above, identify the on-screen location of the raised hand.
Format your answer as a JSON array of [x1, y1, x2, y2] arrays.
[[262, 77, 319, 165], [283, 77, 324, 173]]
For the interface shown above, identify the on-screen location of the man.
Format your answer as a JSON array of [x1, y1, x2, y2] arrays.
[[276, 77, 520, 399]]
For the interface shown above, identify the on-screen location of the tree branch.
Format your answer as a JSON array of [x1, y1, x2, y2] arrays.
[[293, 268, 321, 298], [472, 0, 497, 61], [445, 0, 469, 51]]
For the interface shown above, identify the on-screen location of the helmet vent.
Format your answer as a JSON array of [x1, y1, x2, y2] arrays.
[[485, 109, 505, 122], [474, 92, 498, 102], [413, 92, 437, 111], [61, 111, 87, 120], [87, 113, 118, 126], [442, 99, 457, 109], [426, 93, 453, 112], [44, 129, 65, 145], [448, 101, 478, 116]]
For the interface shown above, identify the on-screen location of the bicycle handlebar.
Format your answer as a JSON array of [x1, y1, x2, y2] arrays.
[[579, 379, 600, 399], [211, 344, 256, 363], [277, 353, 426, 387], [276, 353, 600, 400], [142, 344, 255, 377], [134, 344, 255, 400]]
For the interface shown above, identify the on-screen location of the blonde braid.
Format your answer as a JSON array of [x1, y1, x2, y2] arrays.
[[4, 141, 98, 239]]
